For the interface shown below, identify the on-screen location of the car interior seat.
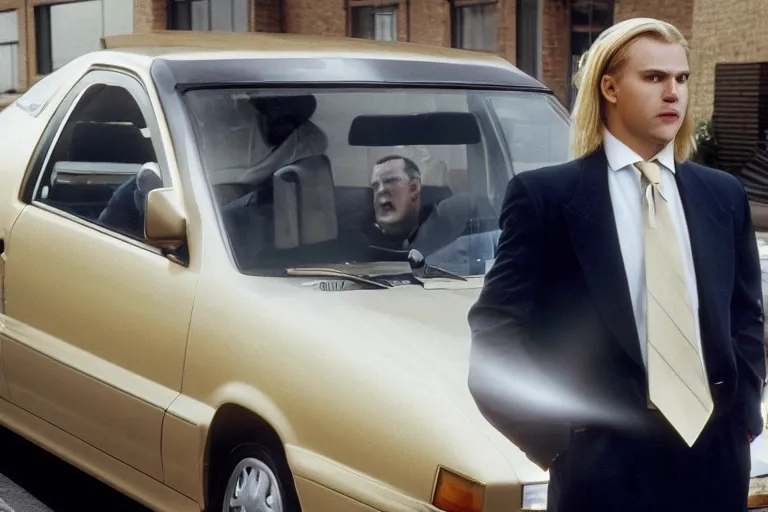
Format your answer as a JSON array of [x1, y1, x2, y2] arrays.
[[273, 154, 338, 250], [212, 94, 324, 205], [219, 154, 338, 269], [69, 121, 156, 164], [62, 122, 161, 237], [45, 121, 157, 221]]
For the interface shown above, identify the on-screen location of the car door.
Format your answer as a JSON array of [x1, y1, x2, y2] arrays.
[[1, 69, 197, 482]]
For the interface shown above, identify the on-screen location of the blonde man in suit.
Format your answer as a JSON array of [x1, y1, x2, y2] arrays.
[[468, 17, 765, 511]]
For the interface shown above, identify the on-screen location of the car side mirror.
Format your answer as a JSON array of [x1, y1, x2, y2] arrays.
[[144, 187, 187, 253]]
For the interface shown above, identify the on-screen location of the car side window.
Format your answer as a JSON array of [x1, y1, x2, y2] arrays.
[[33, 79, 165, 242]]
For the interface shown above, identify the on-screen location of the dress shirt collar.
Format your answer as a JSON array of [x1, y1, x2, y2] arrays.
[[603, 129, 676, 174]]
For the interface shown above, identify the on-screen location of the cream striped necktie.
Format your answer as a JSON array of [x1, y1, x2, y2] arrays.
[[636, 160, 713, 447]]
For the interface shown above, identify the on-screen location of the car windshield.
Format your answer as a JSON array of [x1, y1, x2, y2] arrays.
[[183, 86, 570, 277]]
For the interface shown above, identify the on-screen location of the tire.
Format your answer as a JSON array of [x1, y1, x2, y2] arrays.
[[211, 442, 301, 512]]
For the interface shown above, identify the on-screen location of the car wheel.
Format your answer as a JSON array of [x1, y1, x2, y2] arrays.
[[214, 443, 300, 512]]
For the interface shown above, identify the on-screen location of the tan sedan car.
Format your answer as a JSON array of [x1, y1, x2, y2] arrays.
[[0, 30, 597, 512]]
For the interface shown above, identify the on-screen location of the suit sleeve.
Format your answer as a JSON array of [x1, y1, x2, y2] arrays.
[[732, 185, 767, 439], [467, 175, 571, 471]]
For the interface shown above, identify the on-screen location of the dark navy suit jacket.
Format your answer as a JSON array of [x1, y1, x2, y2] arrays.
[[467, 147, 766, 470]]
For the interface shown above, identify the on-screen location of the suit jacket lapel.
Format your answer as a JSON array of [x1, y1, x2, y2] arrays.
[[674, 162, 734, 381], [563, 148, 644, 369]]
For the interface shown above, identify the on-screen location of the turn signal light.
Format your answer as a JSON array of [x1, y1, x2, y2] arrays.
[[432, 467, 485, 512]]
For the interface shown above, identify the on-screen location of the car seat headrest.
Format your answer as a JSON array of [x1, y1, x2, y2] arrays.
[[273, 155, 337, 249], [70, 122, 155, 164]]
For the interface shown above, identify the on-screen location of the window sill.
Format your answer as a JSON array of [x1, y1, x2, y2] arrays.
[[455, 47, 498, 54]]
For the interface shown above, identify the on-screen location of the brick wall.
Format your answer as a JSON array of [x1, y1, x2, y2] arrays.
[[134, 0, 167, 32], [396, 1, 408, 42], [254, 0, 282, 32], [407, 0, 450, 47], [497, 0, 516, 65], [283, 0, 346, 35], [690, 0, 768, 121], [614, 0, 694, 41], [542, 0, 568, 103]]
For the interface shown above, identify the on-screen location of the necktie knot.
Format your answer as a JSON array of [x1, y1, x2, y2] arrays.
[[636, 160, 661, 185]]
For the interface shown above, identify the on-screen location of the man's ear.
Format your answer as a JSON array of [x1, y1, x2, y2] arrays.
[[409, 179, 421, 200], [600, 74, 619, 105]]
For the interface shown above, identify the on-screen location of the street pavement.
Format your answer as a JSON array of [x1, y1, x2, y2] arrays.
[[0, 427, 148, 512]]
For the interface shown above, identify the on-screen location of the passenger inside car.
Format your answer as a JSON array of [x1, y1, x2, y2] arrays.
[[218, 95, 331, 266], [190, 92, 328, 205], [360, 153, 500, 274], [367, 155, 425, 250]]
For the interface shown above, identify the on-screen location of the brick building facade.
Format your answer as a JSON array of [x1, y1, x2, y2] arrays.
[[690, 0, 768, 121], [0, 0, 766, 120]]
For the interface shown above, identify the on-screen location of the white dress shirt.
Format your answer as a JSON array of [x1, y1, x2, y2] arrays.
[[604, 130, 705, 369]]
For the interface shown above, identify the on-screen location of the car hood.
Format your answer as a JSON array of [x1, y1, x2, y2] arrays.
[[277, 276, 550, 484]]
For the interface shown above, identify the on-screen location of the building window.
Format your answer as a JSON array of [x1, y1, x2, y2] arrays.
[[350, 5, 398, 41], [516, 0, 541, 79], [452, 1, 497, 52], [568, 0, 613, 107], [34, 0, 134, 75], [170, 0, 250, 32], [0, 10, 19, 93]]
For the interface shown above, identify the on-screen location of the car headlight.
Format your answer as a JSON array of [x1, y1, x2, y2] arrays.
[[521, 482, 548, 510], [432, 466, 484, 512]]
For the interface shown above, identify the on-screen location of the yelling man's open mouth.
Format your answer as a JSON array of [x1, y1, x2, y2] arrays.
[[377, 198, 395, 215]]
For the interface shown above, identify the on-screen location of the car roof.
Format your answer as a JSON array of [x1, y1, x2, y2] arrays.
[[97, 31, 548, 91], [102, 31, 513, 65]]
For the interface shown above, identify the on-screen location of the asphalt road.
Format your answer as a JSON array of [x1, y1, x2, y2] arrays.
[[0, 427, 149, 512]]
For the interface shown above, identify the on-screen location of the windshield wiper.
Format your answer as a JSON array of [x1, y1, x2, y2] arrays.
[[284, 248, 466, 290], [404, 249, 467, 282], [284, 267, 393, 289], [361, 246, 467, 282]]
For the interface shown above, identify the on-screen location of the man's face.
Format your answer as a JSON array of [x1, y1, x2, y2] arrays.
[[370, 159, 421, 235], [602, 36, 690, 152]]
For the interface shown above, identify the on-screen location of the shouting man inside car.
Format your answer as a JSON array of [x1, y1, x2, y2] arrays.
[[369, 155, 425, 249]]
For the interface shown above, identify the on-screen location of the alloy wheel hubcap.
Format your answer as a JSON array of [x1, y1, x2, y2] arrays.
[[224, 457, 283, 512]]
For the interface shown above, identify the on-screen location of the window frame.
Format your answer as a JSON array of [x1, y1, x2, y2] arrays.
[[0, 40, 19, 92], [0, 3, 23, 91], [22, 68, 173, 252], [168, 0, 252, 32], [31, 0, 135, 79], [566, 0, 614, 107], [347, 1, 399, 41], [450, 0, 498, 53], [515, 0, 542, 80]]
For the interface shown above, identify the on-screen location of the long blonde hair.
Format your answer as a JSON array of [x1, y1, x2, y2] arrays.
[[569, 17, 696, 162]]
